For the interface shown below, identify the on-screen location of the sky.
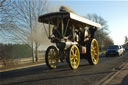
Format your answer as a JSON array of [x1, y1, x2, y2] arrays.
[[50, 0, 128, 45], [0, 0, 128, 45]]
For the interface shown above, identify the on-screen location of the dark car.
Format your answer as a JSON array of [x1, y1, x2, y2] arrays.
[[125, 46, 128, 51], [106, 45, 124, 57]]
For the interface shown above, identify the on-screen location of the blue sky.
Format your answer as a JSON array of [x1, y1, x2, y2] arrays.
[[1, 0, 128, 45], [51, 0, 128, 45]]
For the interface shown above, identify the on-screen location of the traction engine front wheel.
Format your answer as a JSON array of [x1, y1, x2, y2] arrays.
[[45, 46, 59, 69], [68, 45, 80, 70]]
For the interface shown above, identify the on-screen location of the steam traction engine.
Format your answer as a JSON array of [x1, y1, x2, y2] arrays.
[[38, 11, 101, 70]]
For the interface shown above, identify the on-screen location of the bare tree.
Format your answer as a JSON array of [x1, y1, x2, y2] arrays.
[[86, 14, 114, 51], [0, 0, 16, 45], [125, 36, 128, 44], [0, 0, 14, 32], [0, 0, 6, 7], [2, 0, 48, 62], [14, 0, 48, 62]]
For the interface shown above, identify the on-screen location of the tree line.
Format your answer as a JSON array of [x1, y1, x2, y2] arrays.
[[86, 14, 114, 51], [0, 43, 32, 66], [0, 43, 32, 59], [0, 0, 48, 62]]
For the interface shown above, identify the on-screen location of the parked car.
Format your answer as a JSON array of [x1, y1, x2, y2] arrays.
[[106, 45, 124, 57], [125, 46, 128, 51], [120, 46, 125, 53]]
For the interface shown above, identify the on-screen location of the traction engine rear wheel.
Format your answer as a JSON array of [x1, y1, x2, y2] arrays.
[[68, 45, 80, 70], [45, 46, 59, 69], [87, 39, 99, 65]]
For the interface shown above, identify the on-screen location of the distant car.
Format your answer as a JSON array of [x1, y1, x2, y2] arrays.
[[121, 46, 125, 53], [106, 45, 124, 57], [125, 46, 128, 51]]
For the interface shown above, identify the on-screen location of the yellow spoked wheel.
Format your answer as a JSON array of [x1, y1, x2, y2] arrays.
[[87, 39, 99, 65], [68, 45, 80, 70], [45, 46, 59, 69]]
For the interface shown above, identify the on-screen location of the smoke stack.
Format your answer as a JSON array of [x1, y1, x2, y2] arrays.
[[59, 5, 77, 14]]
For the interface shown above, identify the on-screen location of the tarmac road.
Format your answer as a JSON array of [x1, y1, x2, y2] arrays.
[[0, 52, 128, 85]]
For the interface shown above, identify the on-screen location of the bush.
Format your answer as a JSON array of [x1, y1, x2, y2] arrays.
[[0, 44, 32, 67]]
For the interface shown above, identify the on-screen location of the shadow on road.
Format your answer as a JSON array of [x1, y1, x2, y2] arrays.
[[0, 63, 90, 79], [1, 54, 127, 85], [0, 53, 105, 78], [121, 74, 128, 85], [0, 64, 48, 78], [1, 66, 119, 85], [0, 59, 93, 79]]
